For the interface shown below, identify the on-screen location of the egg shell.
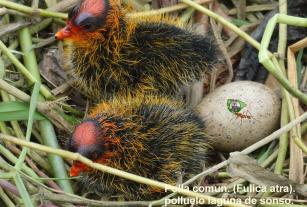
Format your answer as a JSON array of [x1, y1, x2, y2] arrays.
[[197, 81, 281, 152]]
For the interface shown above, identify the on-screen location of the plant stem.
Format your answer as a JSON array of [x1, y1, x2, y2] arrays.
[[180, 0, 260, 49], [17, 18, 73, 193], [0, 0, 67, 19], [29, 18, 53, 34], [0, 40, 53, 99], [13, 173, 34, 207], [274, 99, 289, 174], [14, 83, 40, 171], [127, 0, 211, 18], [0, 186, 15, 207], [0, 144, 39, 179], [259, 14, 307, 104], [274, 0, 289, 175], [47, 0, 78, 12]]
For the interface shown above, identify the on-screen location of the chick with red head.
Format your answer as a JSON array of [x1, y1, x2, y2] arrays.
[[56, 0, 219, 105], [66, 95, 210, 200]]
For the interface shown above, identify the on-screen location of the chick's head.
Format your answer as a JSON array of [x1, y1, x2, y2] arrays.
[[67, 117, 118, 177], [55, 0, 117, 41]]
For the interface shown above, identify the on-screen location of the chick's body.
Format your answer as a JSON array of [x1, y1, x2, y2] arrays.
[[67, 95, 209, 200], [56, 0, 218, 102]]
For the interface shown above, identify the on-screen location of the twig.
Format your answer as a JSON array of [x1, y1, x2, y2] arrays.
[[7, 143, 60, 190], [274, 99, 289, 174], [38, 189, 150, 207], [48, 0, 78, 12], [0, 185, 15, 207], [0, 22, 31, 37], [225, 20, 261, 47], [13, 173, 34, 207], [0, 7, 28, 16], [0, 40, 53, 100], [228, 3, 278, 15], [0, 144, 39, 179], [20, 170, 148, 207], [127, 0, 211, 18], [29, 18, 53, 34], [180, 0, 261, 49], [209, 3, 233, 83], [237, 0, 246, 19], [0, 180, 20, 196], [32, 37, 57, 49], [0, 0, 67, 19]]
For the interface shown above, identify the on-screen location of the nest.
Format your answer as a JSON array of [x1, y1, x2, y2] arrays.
[[0, 0, 306, 206]]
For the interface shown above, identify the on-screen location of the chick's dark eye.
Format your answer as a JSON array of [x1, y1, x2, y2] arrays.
[[81, 23, 94, 31], [74, 12, 98, 32]]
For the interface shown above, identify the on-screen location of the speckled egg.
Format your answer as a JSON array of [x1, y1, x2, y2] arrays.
[[197, 81, 281, 152]]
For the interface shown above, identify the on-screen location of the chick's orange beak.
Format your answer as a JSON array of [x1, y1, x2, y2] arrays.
[[70, 161, 89, 177], [55, 26, 72, 40]]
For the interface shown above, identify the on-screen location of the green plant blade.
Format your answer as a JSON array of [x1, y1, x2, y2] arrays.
[[0, 101, 45, 121], [0, 101, 29, 113], [15, 82, 40, 170], [0, 111, 45, 121], [14, 173, 35, 207]]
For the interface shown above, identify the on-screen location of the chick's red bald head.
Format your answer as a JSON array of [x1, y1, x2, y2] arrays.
[[55, 0, 109, 40], [68, 120, 105, 159]]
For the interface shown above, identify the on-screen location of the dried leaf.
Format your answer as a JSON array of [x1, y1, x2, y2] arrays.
[[227, 152, 307, 197], [0, 22, 31, 37], [39, 48, 66, 87]]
